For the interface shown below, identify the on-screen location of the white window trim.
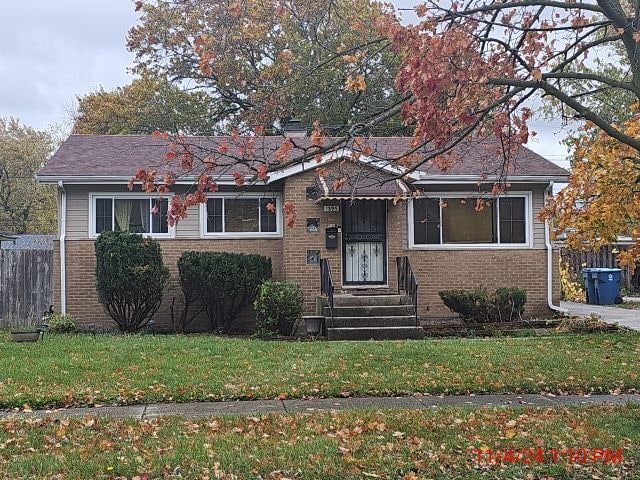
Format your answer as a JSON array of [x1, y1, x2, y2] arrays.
[[408, 191, 533, 250], [199, 193, 283, 239], [88, 193, 176, 239]]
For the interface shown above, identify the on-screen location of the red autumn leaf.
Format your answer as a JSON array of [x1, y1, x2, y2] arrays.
[[257, 164, 269, 181], [283, 201, 297, 228], [265, 202, 276, 213], [233, 172, 246, 186], [275, 138, 293, 161], [218, 141, 229, 155]]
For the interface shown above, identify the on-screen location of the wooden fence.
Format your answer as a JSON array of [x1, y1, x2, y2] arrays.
[[560, 244, 637, 293], [0, 249, 53, 328]]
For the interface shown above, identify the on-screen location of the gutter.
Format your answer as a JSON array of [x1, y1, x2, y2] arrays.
[[544, 181, 568, 314], [58, 181, 67, 315]]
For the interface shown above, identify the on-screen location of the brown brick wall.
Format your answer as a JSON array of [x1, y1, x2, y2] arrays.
[[54, 238, 283, 331], [386, 201, 561, 318], [282, 169, 342, 314], [54, 176, 561, 329]]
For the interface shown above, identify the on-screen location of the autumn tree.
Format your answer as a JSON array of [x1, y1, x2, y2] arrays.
[[73, 74, 218, 135], [128, 0, 640, 260], [545, 114, 640, 268], [0, 118, 56, 234], [127, 0, 404, 134]]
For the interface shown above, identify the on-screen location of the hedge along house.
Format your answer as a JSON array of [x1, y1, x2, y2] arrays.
[[37, 131, 569, 339]]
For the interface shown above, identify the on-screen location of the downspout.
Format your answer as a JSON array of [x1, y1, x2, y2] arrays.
[[544, 181, 568, 314], [58, 181, 67, 315]]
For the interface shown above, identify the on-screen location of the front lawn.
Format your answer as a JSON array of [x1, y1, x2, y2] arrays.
[[1, 405, 638, 479], [1, 332, 639, 409]]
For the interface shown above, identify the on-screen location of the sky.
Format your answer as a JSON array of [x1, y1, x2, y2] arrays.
[[0, 0, 570, 169]]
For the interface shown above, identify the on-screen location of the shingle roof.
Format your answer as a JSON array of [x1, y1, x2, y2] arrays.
[[38, 134, 569, 180]]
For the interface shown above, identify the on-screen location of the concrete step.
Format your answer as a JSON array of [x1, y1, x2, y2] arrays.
[[329, 315, 418, 328], [332, 294, 411, 307], [323, 305, 415, 317], [327, 326, 425, 341]]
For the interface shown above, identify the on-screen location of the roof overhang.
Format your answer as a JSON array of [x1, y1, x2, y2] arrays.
[[36, 175, 243, 186], [413, 174, 570, 184], [0, 233, 16, 242]]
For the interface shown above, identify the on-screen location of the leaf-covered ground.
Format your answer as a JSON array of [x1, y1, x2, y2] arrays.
[[1, 405, 638, 479], [0, 332, 639, 409]]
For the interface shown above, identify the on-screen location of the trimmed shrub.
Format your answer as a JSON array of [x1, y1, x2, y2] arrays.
[[493, 287, 527, 321], [46, 313, 77, 333], [439, 288, 490, 323], [95, 231, 170, 332], [177, 251, 272, 333], [439, 286, 527, 323], [254, 280, 304, 337]]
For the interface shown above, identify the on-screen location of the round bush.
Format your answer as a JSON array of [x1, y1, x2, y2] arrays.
[[254, 280, 304, 337]]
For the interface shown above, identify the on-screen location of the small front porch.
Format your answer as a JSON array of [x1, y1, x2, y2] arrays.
[[318, 256, 424, 340]]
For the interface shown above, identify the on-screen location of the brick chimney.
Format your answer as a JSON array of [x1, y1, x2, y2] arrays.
[[282, 119, 307, 137]]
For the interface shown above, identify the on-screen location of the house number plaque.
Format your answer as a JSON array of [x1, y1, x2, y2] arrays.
[[323, 205, 340, 212]]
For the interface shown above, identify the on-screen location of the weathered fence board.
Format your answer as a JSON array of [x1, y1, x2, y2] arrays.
[[560, 245, 637, 293], [0, 249, 53, 328]]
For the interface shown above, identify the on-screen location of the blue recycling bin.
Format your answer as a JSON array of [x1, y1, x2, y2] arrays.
[[582, 268, 622, 305], [581, 268, 596, 304]]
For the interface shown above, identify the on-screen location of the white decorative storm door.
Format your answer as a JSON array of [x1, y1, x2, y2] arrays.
[[342, 200, 387, 285]]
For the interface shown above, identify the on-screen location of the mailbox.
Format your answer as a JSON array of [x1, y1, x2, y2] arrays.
[[325, 227, 339, 249]]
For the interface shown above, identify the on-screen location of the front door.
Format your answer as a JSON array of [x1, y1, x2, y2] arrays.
[[342, 200, 387, 285]]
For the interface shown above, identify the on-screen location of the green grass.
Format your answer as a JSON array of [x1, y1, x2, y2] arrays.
[[0, 332, 639, 409], [1, 405, 638, 479]]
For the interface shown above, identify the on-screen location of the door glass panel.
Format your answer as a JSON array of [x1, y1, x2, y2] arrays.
[[343, 201, 386, 284]]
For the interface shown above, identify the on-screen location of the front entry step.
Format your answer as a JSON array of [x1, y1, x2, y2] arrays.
[[322, 293, 423, 340], [328, 326, 425, 341], [323, 305, 415, 317], [329, 315, 417, 328]]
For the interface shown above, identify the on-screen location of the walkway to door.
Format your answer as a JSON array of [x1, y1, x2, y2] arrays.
[[561, 301, 640, 331]]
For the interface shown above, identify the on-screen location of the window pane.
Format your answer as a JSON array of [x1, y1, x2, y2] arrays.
[[499, 198, 526, 243], [114, 199, 150, 233], [206, 198, 223, 233], [225, 198, 259, 232], [260, 198, 277, 233], [95, 199, 113, 234], [151, 198, 169, 234], [442, 198, 496, 244], [413, 198, 440, 245]]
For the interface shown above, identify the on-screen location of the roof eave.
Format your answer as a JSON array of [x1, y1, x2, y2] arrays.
[[413, 174, 569, 184], [36, 175, 241, 185]]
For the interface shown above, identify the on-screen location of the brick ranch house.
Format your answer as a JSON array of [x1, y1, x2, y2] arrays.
[[37, 130, 569, 339]]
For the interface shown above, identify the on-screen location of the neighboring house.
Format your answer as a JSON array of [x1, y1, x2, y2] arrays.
[[37, 131, 569, 338], [0, 232, 16, 246], [0, 234, 56, 250]]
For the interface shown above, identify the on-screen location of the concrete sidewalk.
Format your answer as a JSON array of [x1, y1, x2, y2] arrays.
[[2, 394, 639, 420], [561, 301, 640, 330]]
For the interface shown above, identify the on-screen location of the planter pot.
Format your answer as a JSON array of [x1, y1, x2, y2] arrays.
[[10, 330, 41, 343], [303, 316, 324, 336]]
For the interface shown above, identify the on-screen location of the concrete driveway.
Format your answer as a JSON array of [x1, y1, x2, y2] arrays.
[[561, 301, 640, 331]]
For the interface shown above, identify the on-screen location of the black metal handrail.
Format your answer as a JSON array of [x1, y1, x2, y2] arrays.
[[320, 258, 335, 322], [396, 256, 419, 325]]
